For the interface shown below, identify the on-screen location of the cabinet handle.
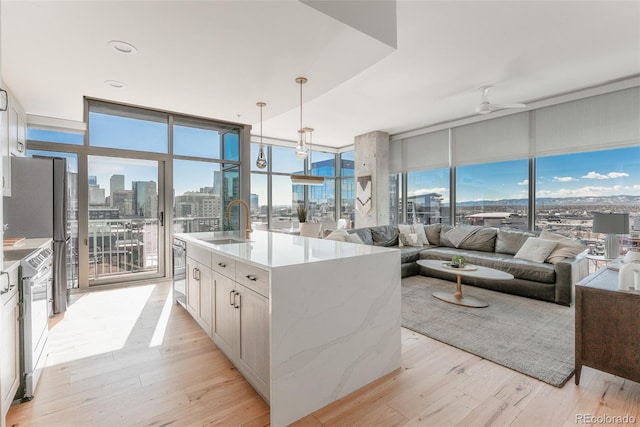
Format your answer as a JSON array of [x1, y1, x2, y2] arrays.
[[218, 262, 226, 268], [229, 290, 235, 306], [246, 274, 258, 282], [195, 268, 201, 281], [192, 268, 197, 279], [0, 271, 9, 294], [234, 293, 241, 309]]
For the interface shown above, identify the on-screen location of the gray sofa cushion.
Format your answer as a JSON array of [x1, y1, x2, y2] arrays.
[[439, 225, 455, 248], [444, 225, 481, 247], [369, 225, 399, 247], [424, 224, 441, 246], [348, 228, 374, 245], [419, 247, 556, 284], [495, 229, 536, 255], [458, 227, 497, 252], [398, 246, 424, 264]]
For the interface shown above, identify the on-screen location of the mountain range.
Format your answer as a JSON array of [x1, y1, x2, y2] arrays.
[[457, 195, 640, 207]]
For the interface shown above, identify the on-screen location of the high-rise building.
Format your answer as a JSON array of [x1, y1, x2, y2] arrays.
[[132, 181, 157, 218], [88, 176, 105, 206], [111, 190, 134, 216], [110, 174, 125, 192]]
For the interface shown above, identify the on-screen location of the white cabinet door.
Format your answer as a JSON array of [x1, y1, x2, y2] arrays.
[[1, 290, 20, 420], [237, 283, 270, 387], [198, 265, 213, 336], [185, 257, 199, 319], [185, 257, 214, 336], [213, 272, 237, 358]]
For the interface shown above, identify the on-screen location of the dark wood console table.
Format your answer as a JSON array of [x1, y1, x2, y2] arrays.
[[575, 267, 640, 385]]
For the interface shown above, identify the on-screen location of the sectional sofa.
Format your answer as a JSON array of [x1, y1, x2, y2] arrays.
[[346, 224, 589, 306]]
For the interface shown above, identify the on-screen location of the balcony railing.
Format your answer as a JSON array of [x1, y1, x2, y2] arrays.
[[88, 219, 159, 280]]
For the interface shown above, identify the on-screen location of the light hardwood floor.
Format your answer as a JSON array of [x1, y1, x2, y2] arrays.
[[7, 281, 639, 427]]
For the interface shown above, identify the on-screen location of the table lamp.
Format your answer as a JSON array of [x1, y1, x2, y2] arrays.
[[592, 212, 629, 260]]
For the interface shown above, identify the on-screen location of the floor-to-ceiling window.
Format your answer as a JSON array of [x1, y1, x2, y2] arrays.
[[250, 143, 344, 231], [308, 150, 335, 223], [406, 168, 450, 225], [87, 103, 168, 284], [86, 155, 162, 281], [536, 146, 640, 252], [270, 146, 304, 231], [172, 117, 240, 234], [340, 151, 355, 228], [28, 100, 244, 288], [455, 159, 529, 230]]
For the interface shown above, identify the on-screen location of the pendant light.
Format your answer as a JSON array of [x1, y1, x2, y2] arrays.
[[291, 127, 325, 185], [255, 101, 267, 169], [294, 77, 308, 160]]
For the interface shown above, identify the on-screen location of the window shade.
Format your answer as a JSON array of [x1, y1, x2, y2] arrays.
[[451, 112, 530, 166], [27, 114, 87, 134], [389, 129, 449, 173], [534, 87, 640, 156]]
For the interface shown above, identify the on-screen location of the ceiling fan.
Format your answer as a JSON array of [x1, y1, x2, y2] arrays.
[[475, 86, 526, 114]]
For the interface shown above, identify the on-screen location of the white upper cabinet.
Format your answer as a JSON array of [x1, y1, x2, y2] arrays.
[[1, 87, 27, 197]]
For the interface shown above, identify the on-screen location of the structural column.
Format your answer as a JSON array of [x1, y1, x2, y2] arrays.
[[354, 130, 390, 227]]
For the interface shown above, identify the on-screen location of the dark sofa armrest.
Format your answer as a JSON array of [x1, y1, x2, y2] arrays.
[[554, 255, 589, 306]]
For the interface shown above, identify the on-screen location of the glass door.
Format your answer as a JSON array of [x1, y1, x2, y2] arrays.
[[87, 155, 164, 284]]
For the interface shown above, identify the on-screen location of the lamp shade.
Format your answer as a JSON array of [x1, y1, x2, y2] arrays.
[[592, 213, 629, 234], [291, 174, 324, 186]]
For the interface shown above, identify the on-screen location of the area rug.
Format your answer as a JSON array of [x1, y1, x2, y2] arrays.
[[401, 275, 575, 387]]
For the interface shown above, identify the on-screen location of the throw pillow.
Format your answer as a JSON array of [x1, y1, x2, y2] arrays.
[[424, 224, 441, 246], [539, 230, 586, 264], [444, 225, 480, 248], [398, 232, 422, 247], [495, 229, 536, 255], [514, 238, 558, 263], [324, 229, 348, 242], [398, 224, 428, 246]]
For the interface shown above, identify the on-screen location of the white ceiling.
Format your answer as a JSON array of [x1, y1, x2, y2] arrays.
[[2, 1, 639, 149]]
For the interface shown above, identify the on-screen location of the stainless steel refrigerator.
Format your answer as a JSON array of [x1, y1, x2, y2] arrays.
[[4, 156, 69, 314]]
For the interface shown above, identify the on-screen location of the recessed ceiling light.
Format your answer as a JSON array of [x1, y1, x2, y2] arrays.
[[108, 40, 137, 55], [104, 80, 126, 89]]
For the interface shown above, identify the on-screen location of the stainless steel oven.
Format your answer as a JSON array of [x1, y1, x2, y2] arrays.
[[19, 246, 53, 400], [172, 238, 186, 307]]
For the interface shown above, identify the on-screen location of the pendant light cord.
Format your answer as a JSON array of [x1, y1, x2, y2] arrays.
[[299, 79, 303, 141]]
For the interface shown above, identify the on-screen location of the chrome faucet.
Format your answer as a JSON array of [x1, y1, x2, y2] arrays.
[[226, 199, 253, 240]]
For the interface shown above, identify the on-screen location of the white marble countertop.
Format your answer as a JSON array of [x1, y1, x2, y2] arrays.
[[175, 230, 397, 269]]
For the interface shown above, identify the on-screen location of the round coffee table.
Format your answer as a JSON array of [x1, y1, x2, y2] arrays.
[[417, 259, 514, 308]]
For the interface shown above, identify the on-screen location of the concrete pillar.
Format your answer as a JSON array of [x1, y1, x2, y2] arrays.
[[354, 130, 390, 227]]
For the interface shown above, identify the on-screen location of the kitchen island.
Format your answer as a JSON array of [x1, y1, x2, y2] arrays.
[[175, 230, 401, 426]]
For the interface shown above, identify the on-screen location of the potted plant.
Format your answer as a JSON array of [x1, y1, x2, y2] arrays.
[[450, 255, 467, 268], [296, 204, 307, 223]]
